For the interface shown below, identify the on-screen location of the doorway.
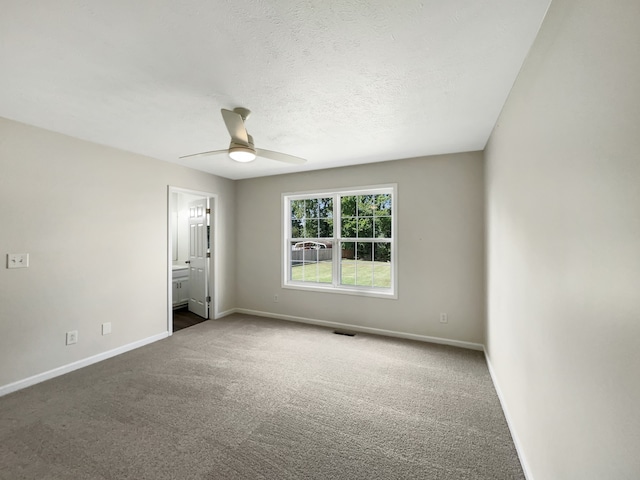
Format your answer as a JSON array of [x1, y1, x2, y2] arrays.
[[167, 187, 218, 335]]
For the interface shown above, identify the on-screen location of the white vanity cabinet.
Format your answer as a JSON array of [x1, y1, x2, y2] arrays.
[[172, 267, 189, 307]]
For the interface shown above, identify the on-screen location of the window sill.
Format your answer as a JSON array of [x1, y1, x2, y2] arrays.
[[283, 282, 398, 299]]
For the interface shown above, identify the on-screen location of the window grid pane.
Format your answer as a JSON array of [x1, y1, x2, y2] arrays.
[[290, 239, 333, 284]]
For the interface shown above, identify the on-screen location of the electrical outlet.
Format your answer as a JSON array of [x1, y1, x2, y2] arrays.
[[102, 322, 112, 335], [439, 313, 449, 324], [7, 253, 29, 269], [273, 294, 279, 303], [66, 330, 78, 345]]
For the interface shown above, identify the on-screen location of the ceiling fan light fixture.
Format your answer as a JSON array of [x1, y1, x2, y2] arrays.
[[228, 146, 256, 163]]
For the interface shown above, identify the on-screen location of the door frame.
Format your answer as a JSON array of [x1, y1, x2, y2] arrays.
[[167, 186, 218, 335]]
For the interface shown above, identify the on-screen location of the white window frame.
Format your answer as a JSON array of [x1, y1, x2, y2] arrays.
[[282, 184, 397, 299]]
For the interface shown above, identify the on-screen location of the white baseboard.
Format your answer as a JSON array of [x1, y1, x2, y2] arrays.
[[484, 352, 534, 480], [215, 308, 238, 319], [234, 308, 484, 351], [0, 331, 169, 397]]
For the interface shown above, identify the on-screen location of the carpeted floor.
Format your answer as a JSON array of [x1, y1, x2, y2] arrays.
[[0, 314, 524, 479]]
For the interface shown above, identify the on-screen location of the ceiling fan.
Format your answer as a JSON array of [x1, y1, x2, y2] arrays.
[[180, 108, 307, 165]]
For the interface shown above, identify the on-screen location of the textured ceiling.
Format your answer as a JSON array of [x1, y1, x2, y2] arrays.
[[0, 0, 551, 180]]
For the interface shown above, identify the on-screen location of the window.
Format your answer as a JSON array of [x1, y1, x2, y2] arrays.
[[283, 185, 396, 298]]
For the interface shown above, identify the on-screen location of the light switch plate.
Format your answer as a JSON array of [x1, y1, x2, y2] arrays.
[[7, 253, 29, 269]]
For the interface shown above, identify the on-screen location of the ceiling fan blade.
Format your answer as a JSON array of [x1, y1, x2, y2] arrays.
[[221, 109, 249, 144], [179, 149, 228, 160], [256, 148, 307, 165]]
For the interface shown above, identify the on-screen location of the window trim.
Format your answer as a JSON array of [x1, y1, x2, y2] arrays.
[[282, 183, 398, 299]]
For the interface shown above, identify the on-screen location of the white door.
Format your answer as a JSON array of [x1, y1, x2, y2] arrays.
[[187, 198, 209, 318]]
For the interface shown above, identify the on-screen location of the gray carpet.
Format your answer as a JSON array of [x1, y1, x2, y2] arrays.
[[0, 314, 524, 479]]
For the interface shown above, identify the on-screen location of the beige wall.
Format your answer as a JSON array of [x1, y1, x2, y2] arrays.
[[485, 0, 640, 478], [0, 117, 236, 387], [236, 152, 485, 345]]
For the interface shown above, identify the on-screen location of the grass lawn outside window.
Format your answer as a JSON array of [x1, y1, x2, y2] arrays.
[[291, 259, 392, 287]]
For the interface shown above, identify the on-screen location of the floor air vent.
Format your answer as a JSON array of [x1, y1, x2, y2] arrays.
[[333, 330, 356, 337]]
